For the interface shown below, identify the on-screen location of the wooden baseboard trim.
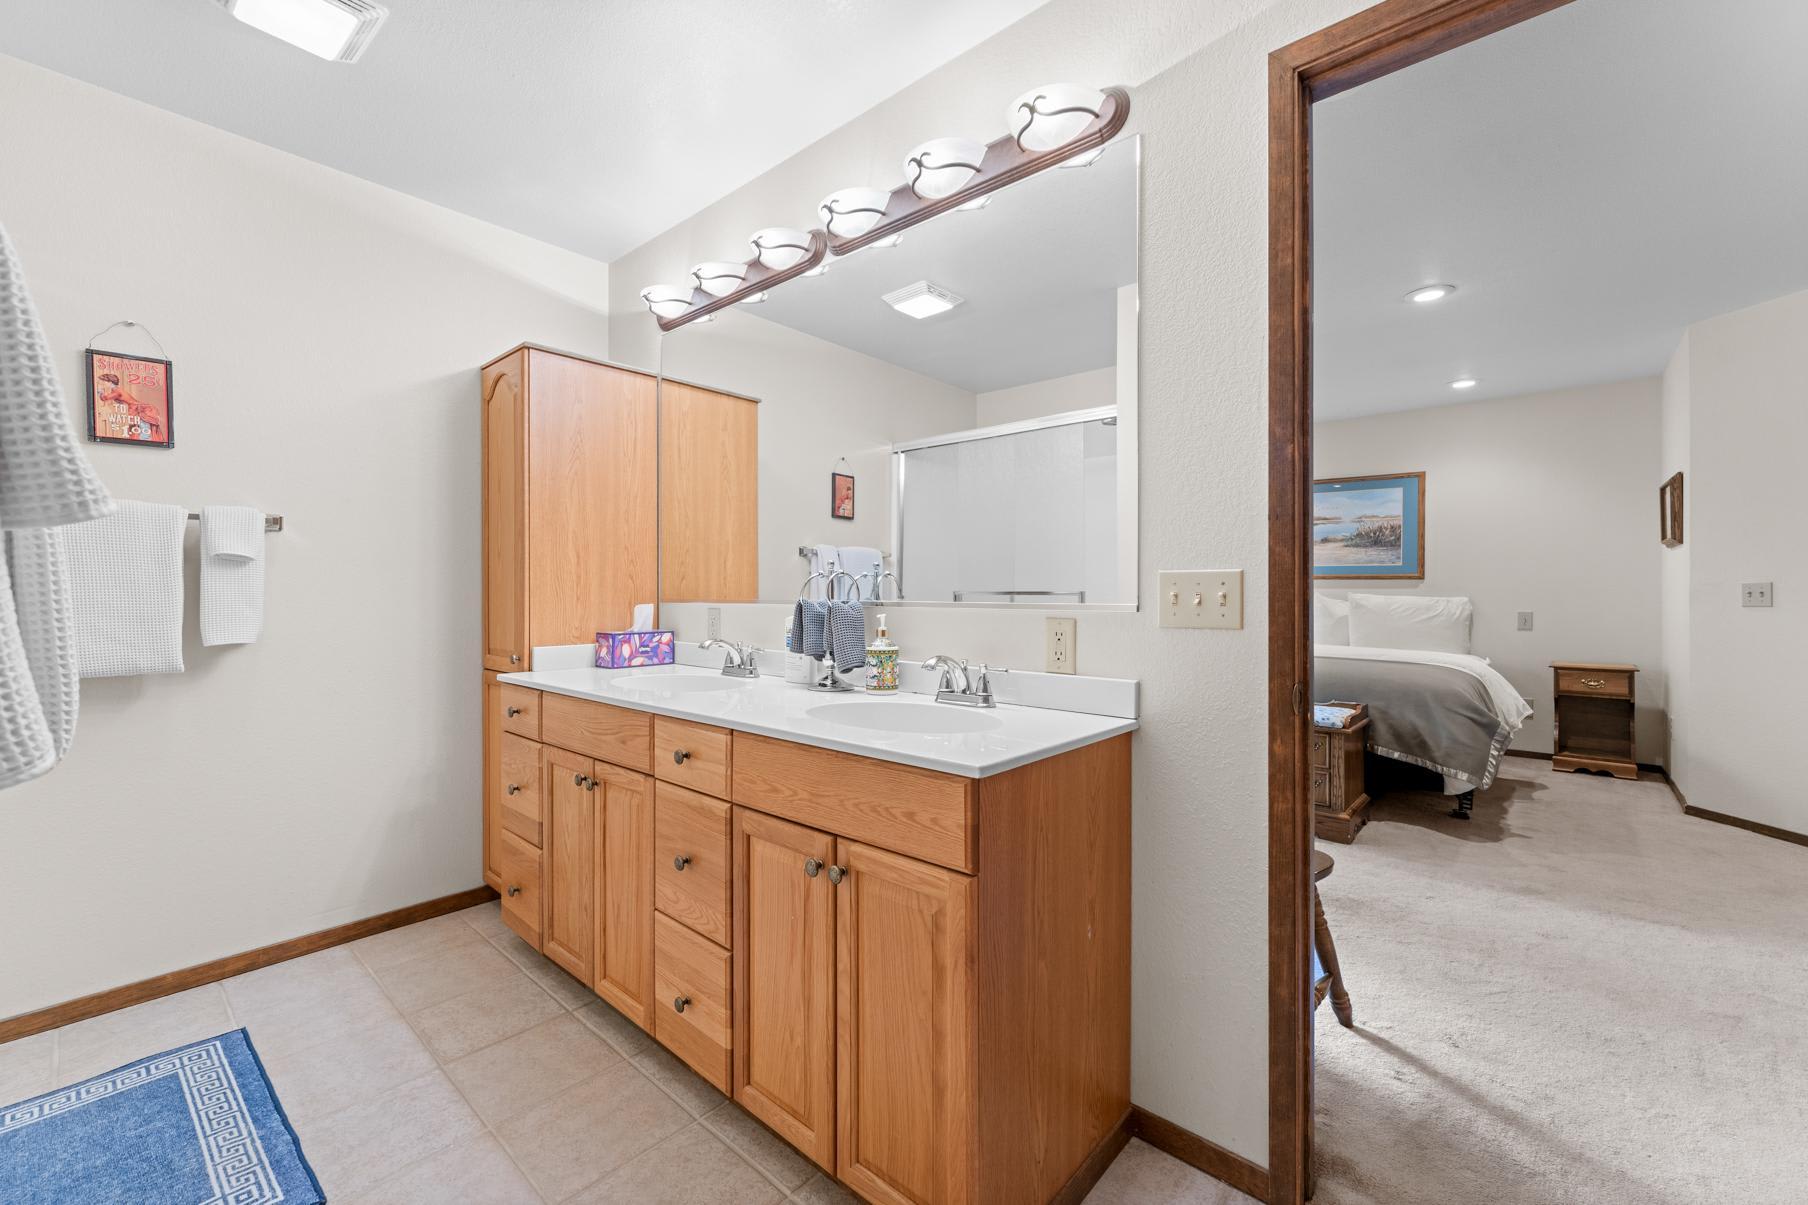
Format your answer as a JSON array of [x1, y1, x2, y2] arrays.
[[1049, 1108, 1135, 1205], [1682, 804, 1808, 849], [1129, 1105, 1271, 1202], [0, 886, 497, 1044]]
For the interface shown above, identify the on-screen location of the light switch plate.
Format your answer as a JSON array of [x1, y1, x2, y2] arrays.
[[1742, 582, 1773, 608], [1159, 570, 1243, 629], [1517, 611, 1534, 631], [707, 607, 722, 638], [1045, 617, 1077, 674]]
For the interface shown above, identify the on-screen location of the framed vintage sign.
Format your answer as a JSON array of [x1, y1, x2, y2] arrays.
[[86, 350, 174, 448], [831, 470, 855, 520], [1659, 471, 1683, 547], [1313, 471, 1425, 580]]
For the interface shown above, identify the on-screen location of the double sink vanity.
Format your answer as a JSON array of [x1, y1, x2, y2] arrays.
[[483, 656, 1133, 1205], [480, 103, 1143, 1204]]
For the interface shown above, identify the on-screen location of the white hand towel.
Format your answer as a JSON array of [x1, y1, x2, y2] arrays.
[[836, 546, 883, 597], [199, 506, 265, 646], [0, 222, 114, 530], [63, 500, 186, 677], [7, 528, 78, 758], [0, 540, 54, 789]]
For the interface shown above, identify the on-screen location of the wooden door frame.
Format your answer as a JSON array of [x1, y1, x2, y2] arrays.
[[1265, 1, 1576, 1201]]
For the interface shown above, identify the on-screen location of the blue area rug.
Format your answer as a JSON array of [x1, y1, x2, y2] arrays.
[[0, 1028, 323, 1205]]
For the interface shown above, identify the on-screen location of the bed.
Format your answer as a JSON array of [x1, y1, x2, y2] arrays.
[[1314, 593, 1533, 818]]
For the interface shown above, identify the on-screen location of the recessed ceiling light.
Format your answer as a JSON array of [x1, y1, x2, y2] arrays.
[[882, 281, 964, 320], [215, 0, 388, 62], [1450, 378, 1478, 390], [1406, 283, 1456, 304]]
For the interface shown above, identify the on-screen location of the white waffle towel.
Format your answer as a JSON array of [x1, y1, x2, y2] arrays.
[[63, 501, 186, 677], [0, 222, 114, 529], [199, 506, 264, 646]]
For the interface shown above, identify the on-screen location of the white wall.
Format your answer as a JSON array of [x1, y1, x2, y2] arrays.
[[610, 0, 1380, 1164], [1315, 379, 1666, 756], [975, 365, 1116, 426], [1660, 334, 1692, 790], [1663, 289, 1807, 833], [659, 310, 976, 602], [0, 55, 613, 1018]]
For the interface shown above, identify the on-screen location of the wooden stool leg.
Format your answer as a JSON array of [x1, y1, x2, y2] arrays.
[[1314, 885, 1354, 1028]]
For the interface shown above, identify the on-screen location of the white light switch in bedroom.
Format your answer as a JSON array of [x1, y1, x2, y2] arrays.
[[1742, 582, 1773, 607], [1160, 570, 1242, 629]]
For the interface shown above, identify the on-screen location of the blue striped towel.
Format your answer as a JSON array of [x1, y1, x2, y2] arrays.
[[792, 598, 829, 657], [826, 601, 866, 671]]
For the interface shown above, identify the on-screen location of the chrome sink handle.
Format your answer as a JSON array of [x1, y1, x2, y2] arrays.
[[700, 638, 760, 678], [921, 655, 971, 696]]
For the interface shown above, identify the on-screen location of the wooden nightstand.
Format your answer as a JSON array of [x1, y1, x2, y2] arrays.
[[1550, 662, 1638, 780], [1312, 703, 1371, 843]]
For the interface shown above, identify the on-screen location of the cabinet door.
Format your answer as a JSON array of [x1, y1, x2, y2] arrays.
[[481, 673, 502, 891], [527, 351, 656, 642], [595, 763, 656, 1028], [481, 351, 528, 671], [543, 747, 597, 983], [733, 808, 836, 1171], [658, 381, 758, 603], [836, 840, 976, 1205]]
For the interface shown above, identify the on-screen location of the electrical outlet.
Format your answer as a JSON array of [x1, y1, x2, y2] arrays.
[[1046, 617, 1077, 674], [1517, 611, 1534, 631], [707, 607, 722, 638], [1159, 570, 1243, 629], [1742, 582, 1773, 608]]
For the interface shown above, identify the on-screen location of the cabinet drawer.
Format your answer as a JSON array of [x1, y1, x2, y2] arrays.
[[496, 828, 543, 949], [656, 782, 731, 947], [498, 684, 541, 739], [732, 733, 976, 873], [655, 716, 732, 798], [653, 913, 731, 1092], [541, 693, 652, 771], [1309, 732, 1330, 769], [499, 733, 544, 847], [1311, 768, 1331, 808], [1556, 668, 1632, 699]]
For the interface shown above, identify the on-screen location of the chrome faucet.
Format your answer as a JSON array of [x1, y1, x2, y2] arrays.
[[922, 656, 1005, 707], [700, 639, 760, 678]]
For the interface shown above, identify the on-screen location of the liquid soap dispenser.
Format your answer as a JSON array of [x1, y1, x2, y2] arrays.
[[865, 613, 899, 692]]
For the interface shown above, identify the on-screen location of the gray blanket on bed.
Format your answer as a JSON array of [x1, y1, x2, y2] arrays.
[[1314, 657, 1515, 789]]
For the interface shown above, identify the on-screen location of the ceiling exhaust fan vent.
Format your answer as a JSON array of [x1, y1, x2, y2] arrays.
[[214, 0, 390, 63]]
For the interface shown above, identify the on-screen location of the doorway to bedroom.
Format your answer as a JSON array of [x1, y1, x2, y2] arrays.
[[1270, 0, 1808, 1201]]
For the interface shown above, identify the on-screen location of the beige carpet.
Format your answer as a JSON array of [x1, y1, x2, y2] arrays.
[[1312, 759, 1808, 1205]]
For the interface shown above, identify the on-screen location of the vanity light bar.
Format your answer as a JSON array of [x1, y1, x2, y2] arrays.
[[642, 83, 1130, 332]]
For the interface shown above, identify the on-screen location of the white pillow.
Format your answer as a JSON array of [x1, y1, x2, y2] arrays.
[[1314, 594, 1350, 644], [1347, 593, 1473, 654]]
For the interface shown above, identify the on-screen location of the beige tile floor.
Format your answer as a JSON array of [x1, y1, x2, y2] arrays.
[[0, 901, 1253, 1204]]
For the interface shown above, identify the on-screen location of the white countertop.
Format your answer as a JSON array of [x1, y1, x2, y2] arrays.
[[497, 664, 1137, 778]]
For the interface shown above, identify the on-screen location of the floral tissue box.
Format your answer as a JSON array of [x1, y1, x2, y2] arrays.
[[596, 630, 675, 668]]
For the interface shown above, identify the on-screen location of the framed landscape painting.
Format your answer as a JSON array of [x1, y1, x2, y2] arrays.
[[1313, 472, 1425, 579]]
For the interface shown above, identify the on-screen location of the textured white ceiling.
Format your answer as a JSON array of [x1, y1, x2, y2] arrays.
[[0, 0, 1050, 261], [1312, 0, 1808, 420]]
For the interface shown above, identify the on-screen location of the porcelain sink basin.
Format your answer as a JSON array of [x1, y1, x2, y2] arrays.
[[806, 700, 1003, 735], [611, 674, 753, 699]]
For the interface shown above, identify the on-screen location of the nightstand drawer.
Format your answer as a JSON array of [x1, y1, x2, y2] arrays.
[[1310, 732, 1330, 768], [1555, 668, 1632, 699]]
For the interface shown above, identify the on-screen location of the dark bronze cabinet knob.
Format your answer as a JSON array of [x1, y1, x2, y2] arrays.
[[506, 706, 522, 717], [507, 783, 521, 795], [506, 885, 521, 897], [673, 995, 690, 1014], [827, 865, 847, 885], [673, 854, 692, 872], [804, 858, 822, 878], [673, 749, 690, 765]]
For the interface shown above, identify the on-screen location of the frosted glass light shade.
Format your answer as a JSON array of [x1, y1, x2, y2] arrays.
[[749, 228, 813, 271], [691, 261, 748, 298], [903, 138, 987, 200], [640, 285, 694, 319], [819, 188, 891, 238], [1008, 83, 1107, 153]]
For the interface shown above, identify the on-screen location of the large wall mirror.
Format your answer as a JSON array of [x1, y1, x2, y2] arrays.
[[655, 134, 1139, 610]]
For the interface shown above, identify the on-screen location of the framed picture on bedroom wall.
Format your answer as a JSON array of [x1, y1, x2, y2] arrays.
[[1313, 472, 1425, 580], [1659, 471, 1684, 547]]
